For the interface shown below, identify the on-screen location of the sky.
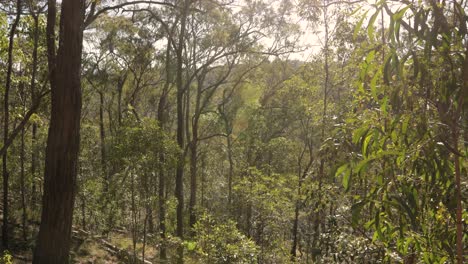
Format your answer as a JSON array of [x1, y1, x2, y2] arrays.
[[81, 0, 394, 62]]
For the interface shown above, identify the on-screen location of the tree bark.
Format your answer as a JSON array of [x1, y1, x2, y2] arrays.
[[175, 1, 190, 262], [313, 2, 330, 251], [157, 39, 171, 263], [30, 8, 40, 214], [2, 0, 22, 250], [20, 81, 28, 242], [189, 77, 203, 231], [33, 0, 85, 262], [99, 91, 108, 189], [454, 47, 468, 264], [291, 143, 313, 261]]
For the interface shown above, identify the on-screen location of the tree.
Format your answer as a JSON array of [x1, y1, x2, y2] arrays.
[[2, 0, 21, 249], [33, 0, 85, 262], [175, 1, 190, 262], [335, 1, 467, 263]]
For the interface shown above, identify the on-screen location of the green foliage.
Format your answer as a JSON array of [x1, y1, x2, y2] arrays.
[[110, 117, 179, 167], [3, 1, 465, 263], [193, 212, 258, 264], [0, 251, 12, 264], [334, 1, 467, 262]]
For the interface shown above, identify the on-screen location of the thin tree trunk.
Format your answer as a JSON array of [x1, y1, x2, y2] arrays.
[[291, 145, 313, 261], [99, 91, 108, 189], [2, 0, 22, 249], [189, 79, 202, 231], [20, 81, 28, 242], [33, 0, 85, 262], [142, 211, 149, 263], [200, 153, 206, 208], [20, 126, 27, 241], [117, 74, 126, 126], [227, 134, 233, 206], [157, 39, 171, 263], [30, 9, 40, 213], [313, 2, 330, 252], [189, 135, 197, 230], [131, 171, 137, 263], [98, 90, 112, 235], [291, 198, 300, 261]]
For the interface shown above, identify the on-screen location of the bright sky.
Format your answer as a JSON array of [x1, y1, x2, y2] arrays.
[[82, 0, 397, 62]]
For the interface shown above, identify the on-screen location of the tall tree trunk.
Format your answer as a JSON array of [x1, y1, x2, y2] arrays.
[[2, 0, 22, 249], [117, 73, 126, 127], [30, 9, 40, 213], [99, 91, 107, 190], [454, 48, 468, 264], [226, 133, 233, 207], [200, 153, 206, 208], [20, 81, 28, 242], [33, 0, 85, 262], [219, 93, 234, 211], [189, 131, 198, 230], [142, 211, 149, 263], [189, 79, 202, 231], [291, 144, 313, 261], [176, 1, 189, 262], [313, 1, 329, 251], [98, 90, 112, 235], [157, 39, 172, 262], [130, 171, 137, 263]]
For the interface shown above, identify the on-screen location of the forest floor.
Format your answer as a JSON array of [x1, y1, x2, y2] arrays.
[[9, 229, 160, 263]]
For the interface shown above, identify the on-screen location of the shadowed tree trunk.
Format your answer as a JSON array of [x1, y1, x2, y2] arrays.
[[2, 0, 22, 250], [291, 141, 313, 261], [188, 76, 202, 231], [20, 81, 27, 242], [33, 0, 85, 262], [99, 91, 107, 191], [30, 4, 41, 215], [313, 2, 330, 252]]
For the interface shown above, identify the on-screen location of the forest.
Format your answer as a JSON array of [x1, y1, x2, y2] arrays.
[[0, 0, 466, 263]]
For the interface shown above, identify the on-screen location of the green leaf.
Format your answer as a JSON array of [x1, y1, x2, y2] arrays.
[[388, 19, 395, 44], [367, 9, 380, 41], [349, 6, 363, 17], [370, 70, 381, 101], [335, 163, 349, 178], [186, 241, 197, 251], [363, 133, 372, 157], [393, 6, 410, 21], [402, 115, 410, 134], [366, 50, 376, 64], [383, 53, 393, 84], [352, 126, 369, 145], [395, 20, 401, 42], [336, 164, 351, 191], [380, 96, 388, 115], [342, 169, 351, 191], [354, 10, 369, 40], [356, 157, 373, 174]]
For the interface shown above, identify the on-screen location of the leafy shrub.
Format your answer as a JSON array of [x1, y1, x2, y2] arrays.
[[192, 213, 258, 263]]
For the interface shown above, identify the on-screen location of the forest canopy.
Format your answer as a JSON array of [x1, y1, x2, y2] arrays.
[[0, 0, 466, 263]]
